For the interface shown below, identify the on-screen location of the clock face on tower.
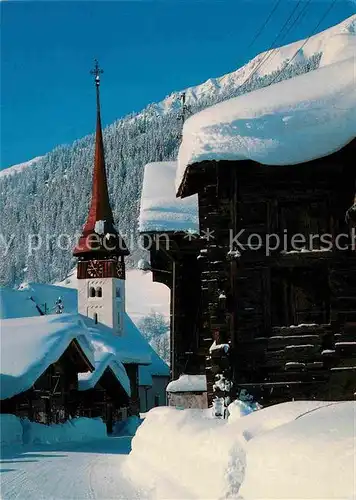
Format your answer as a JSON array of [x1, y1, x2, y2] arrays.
[[87, 261, 104, 278]]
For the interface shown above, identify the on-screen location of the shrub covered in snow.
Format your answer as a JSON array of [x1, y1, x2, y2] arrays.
[[0, 414, 23, 447], [22, 417, 107, 445]]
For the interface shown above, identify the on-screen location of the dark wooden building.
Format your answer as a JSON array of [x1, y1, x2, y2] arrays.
[[177, 139, 356, 406], [78, 361, 131, 433], [139, 161, 204, 380], [0, 325, 94, 425]]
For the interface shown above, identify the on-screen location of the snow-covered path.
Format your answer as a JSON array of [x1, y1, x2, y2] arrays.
[[0, 437, 150, 500]]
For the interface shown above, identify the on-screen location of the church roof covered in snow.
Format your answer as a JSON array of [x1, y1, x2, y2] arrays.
[[176, 36, 356, 195], [139, 161, 198, 233], [0, 314, 95, 400], [0, 285, 169, 384]]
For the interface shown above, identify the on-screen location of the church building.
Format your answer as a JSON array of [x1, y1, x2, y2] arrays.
[[73, 60, 129, 335]]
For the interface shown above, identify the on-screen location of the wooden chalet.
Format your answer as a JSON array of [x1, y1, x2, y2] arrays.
[[176, 61, 356, 407], [0, 315, 94, 424], [139, 161, 204, 379]]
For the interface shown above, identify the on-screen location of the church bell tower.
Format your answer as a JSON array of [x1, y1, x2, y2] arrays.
[[73, 60, 129, 334]]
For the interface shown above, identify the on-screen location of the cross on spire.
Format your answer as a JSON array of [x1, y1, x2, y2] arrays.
[[90, 59, 104, 86]]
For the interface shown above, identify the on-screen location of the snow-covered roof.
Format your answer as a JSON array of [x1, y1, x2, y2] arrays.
[[139, 161, 198, 233], [84, 313, 152, 365], [0, 288, 40, 319], [17, 282, 78, 315], [0, 314, 94, 400], [78, 348, 131, 397], [176, 39, 356, 194], [0, 284, 169, 382], [166, 374, 207, 393]]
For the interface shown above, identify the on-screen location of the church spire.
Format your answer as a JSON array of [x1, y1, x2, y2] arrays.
[[73, 60, 129, 258]]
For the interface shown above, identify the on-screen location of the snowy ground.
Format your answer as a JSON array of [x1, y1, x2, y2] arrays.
[[0, 437, 149, 500]]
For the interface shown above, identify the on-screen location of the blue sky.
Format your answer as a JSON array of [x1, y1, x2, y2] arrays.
[[1, 0, 355, 169]]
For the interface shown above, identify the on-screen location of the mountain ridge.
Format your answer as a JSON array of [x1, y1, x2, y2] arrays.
[[1, 15, 354, 287]]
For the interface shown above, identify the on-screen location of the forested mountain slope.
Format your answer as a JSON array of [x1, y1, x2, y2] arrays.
[[1, 15, 354, 286]]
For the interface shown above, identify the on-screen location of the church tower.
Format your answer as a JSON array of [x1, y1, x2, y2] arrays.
[[73, 60, 129, 334]]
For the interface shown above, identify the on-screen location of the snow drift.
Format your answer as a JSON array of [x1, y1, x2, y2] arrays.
[[21, 417, 107, 445], [0, 414, 23, 447], [0, 414, 107, 448], [125, 401, 356, 499]]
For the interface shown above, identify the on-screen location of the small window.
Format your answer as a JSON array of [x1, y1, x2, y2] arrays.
[[116, 288, 121, 298], [96, 287, 102, 298], [89, 287, 96, 298], [94, 313, 98, 324]]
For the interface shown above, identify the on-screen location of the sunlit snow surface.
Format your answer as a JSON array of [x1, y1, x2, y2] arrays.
[[125, 400, 356, 499], [177, 36, 356, 192]]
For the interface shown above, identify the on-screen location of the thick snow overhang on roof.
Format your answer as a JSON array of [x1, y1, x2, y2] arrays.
[[0, 314, 95, 400], [166, 374, 207, 393], [176, 44, 356, 197], [139, 161, 199, 234], [1, 285, 169, 386], [78, 349, 131, 397]]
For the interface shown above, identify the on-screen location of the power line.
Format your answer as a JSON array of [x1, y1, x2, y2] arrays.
[[246, 0, 283, 51], [173, 0, 308, 110], [224, 0, 308, 101], [268, 0, 338, 87]]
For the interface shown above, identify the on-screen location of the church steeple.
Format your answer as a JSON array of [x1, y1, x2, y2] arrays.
[[73, 59, 129, 259]]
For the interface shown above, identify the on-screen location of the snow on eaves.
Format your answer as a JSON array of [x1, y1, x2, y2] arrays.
[[0, 314, 94, 400], [139, 161, 198, 233], [176, 48, 356, 193], [78, 347, 131, 397], [166, 374, 207, 393]]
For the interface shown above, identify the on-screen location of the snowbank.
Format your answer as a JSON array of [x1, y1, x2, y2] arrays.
[[124, 406, 244, 499], [0, 414, 23, 447], [239, 401, 356, 500], [125, 401, 355, 499], [139, 161, 198, 233], [22, 417, 107, 445], [177, 47, 356, 193]]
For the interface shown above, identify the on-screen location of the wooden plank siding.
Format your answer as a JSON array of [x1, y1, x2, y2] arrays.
[[189, 140, 356, 405]]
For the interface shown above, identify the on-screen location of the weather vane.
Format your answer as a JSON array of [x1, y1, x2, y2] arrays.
[[90, 59, 103, 87]]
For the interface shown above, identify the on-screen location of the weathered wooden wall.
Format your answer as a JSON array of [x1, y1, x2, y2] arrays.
[[0, 341, 89, 423], [193, 141, 356, 405]]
